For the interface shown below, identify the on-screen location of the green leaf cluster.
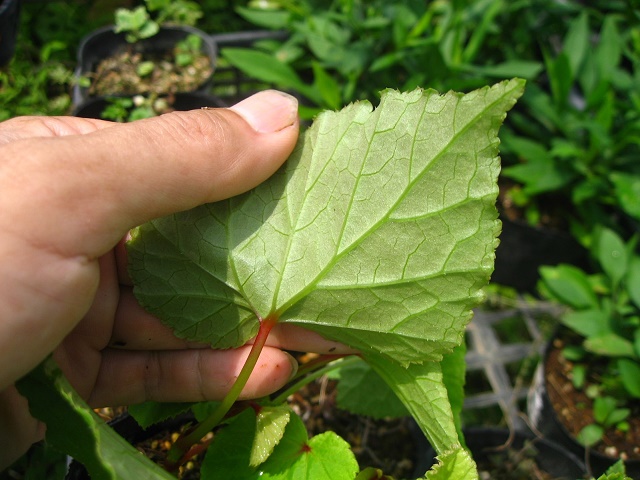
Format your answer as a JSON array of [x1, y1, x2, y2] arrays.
[[0, 40, 76, 121], [225, 1, 540, 117], [100, 96, 173, 123], [576, 396, 630, 447], [540, 227, 640, 446], [114, 0, 202, 43], [226, 0, 640, 241], [500, 7, 640, 232]]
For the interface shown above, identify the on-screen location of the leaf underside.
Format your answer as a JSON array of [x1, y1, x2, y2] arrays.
[[128, 80, 524, 478], [128, 79, 523, 365]]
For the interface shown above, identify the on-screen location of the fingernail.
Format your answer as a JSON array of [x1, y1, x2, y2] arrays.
[[230, 90, 298, 134], [285, 352, 299, 381]]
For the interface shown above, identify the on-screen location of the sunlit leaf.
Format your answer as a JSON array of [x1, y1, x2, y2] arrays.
[[128, 80, 523, 478]]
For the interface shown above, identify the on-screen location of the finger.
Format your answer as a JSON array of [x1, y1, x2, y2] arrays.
[[111, 288, 356, 354], [0, 90, 299, 260], [87, 346, 297, 406], [266, 323, 357, 354], [0, 115, 115, 145]]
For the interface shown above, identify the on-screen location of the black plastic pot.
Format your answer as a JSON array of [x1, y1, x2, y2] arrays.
[[528, 335, 640, 478], [0, 0, 20, 67], [72, 92, 226, 120], [421, 427, 586, 479], [73, 24, 217, 105], [492, 215, 589, 293]]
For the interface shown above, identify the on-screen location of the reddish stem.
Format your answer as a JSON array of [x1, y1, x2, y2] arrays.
[[164, 315, 277, 469]]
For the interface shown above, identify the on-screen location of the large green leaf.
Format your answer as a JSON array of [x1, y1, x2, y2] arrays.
[[128, 80, 523, 365], [128, 80, 523, 477]]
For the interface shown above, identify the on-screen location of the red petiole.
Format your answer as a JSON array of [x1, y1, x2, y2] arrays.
[[164, 315, 278, 469]]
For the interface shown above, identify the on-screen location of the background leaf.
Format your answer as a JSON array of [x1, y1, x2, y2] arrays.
[[595, 227, 628, 286], [221, 48, 321, 105], [200, 408, 257, 479], [618, 358, 640, 398], [127, 401, 193, 429], [15, 358, 175, 480], [328, 357, 409, 419], [539, 264, 599, 309]]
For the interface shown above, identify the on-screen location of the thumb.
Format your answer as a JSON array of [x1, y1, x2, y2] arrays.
[[1, 90, 299, 258]]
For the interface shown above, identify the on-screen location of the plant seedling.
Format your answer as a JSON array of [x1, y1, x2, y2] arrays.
[[577, 396, 630, 448], [114, 0, 202, 44]]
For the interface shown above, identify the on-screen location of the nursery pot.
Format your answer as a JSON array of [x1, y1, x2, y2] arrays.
[[528, 333, 640, 478], [73, 24, 217, 105], [0, 0, 20, 67], [72, 92, 226, 119], [492, 215, 588, 293], [421, 427, 586, 479]]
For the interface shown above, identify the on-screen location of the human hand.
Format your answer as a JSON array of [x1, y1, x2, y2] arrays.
[[0, 91, 351, 467]]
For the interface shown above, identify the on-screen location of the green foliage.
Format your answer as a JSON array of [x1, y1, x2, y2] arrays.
[[174, 34, 203, 67], [15, 357, 176, 480], [100, 96, 172, 123], [576, 396, 630, 447], [225, 1, 539, 115], [0, 40, 76, 121], [0, 1, 105, 120], [326, 358, 409, 419], [540, 227, 640, 447], [500, 7, 640, 233], [596, 460, 633, 480], [114, 0, 202, 43], [115, 6, 160, 43]]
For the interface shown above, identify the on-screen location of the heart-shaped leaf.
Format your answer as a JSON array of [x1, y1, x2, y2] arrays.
[[128, 80, 524, 366]]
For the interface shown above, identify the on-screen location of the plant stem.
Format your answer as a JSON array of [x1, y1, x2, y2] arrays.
[[270, 355, 359, 406], [165, 315, 277, 468]]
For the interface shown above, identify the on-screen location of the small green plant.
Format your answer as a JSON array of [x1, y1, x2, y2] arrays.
[[16, 80, 524, 479], [174, 34, 204, 67], [539, 226, 640, 447], [500, 7, 640, 235], [577, 395, 630, 448], [100, 95, 171, 123], [114, 0, 202, 43]]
